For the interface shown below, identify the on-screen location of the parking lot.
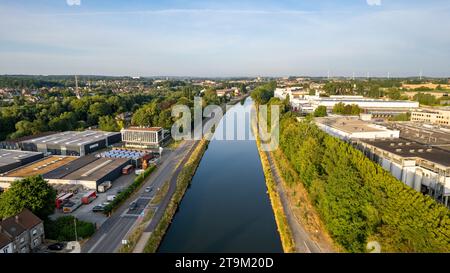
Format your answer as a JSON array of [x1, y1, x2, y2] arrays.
[[50, 172, 137, 227]]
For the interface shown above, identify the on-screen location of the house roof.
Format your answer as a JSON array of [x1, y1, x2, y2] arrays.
[[0, 233, 12, 248], [0, 216, 26, 238], [0, 209, 42, 238], [15, 209, 42, 229]]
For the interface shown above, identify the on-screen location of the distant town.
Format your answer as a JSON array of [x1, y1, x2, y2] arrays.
[[0, 74, 449, 254]]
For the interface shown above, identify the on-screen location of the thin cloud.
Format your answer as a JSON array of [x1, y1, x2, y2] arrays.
[[367, 0, 382, 6], [36, 8, 328, 17], [66, 0, 81, 6]]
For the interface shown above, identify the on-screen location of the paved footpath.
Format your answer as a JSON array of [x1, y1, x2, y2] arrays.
[[265, 150, 324, 253]]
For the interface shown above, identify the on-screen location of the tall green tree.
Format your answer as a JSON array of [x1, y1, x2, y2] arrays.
[[0, 176, 56, 219]]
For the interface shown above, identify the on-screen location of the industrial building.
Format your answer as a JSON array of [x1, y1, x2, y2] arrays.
[[411, 108, 450, 127], [0, 149, 44, 173], [0, 155, 129, 191], [386, 122, 450, 152], [315, 116, 400, 141], [20, 130, 121, 156], [121, 127, 167, 149], [276, 90, 419, 113], [356, 138, 450, 207]]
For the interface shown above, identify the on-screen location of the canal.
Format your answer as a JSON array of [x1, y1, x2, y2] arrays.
[[158, 98, 283, 253]]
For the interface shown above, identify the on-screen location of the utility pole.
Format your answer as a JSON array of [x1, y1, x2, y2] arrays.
[[75, 75, 81, 99], [74, 217, 78, 242]]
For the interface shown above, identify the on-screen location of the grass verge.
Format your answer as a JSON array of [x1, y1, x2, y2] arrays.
[[252, 123, 296, 253], [118, 208, 156, 253]]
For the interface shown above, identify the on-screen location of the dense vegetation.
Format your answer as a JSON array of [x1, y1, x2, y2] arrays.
[[251, 81, 276, 105], [313, 105, 328, 117], [278, 115, 450, 252], [0, 176, 56, 219], [332, 102, 362, 115], [0, 92, 153, 140], [45, 216, 95, 241]]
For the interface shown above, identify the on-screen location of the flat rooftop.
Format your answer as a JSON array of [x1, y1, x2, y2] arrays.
[[385, 122, 450, 152], [316, 117, 387, 134], [361, 138, 450, 167], [3, 156, 77, 177], [21, 130, 120, 146], [43, 155, 99, 179], [61, 157, 129, 182], [0, 149, 42, 165], [122, 127, 162, 132]]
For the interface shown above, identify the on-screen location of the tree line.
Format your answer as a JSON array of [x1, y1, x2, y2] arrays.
[[277, 114, 450, 252], [0, 92, 153, 140]]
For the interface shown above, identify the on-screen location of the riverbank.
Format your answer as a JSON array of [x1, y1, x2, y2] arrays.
[[252, 121, 296, 253], [143, 138, 209, 252], [269, 148, 338, 253]]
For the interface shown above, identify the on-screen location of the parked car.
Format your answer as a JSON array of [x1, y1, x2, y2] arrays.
[[92, 205, 105, 212], [145, 187, 153, 193], [48, 242, 65, 251], [106, 195, 116, 201], [129, 201, 138, 211]]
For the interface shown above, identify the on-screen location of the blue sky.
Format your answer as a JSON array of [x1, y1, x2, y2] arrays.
[[1, 0, 450, 77]]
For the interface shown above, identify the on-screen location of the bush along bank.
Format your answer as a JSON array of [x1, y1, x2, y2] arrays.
[[143, 138, 209, 253], [279, 114, 450, 252], [103, 165, 157, 215]]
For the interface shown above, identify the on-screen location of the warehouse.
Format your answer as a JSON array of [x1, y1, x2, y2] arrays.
[[44, 156, 130, 190], [20, 130, 121, 156], [0, 155, 129, 191], [52, 157, 130, 190], [0, 156, 77, 189], [315, 116, 400, 141], [0, 149, 44, 173], [356, 138, 450, 207]]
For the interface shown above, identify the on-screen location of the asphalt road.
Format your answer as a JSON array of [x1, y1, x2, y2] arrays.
[[82, 141, 195, 253]]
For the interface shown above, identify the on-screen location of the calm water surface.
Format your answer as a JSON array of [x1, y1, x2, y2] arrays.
[[158, 98, 282, 253]]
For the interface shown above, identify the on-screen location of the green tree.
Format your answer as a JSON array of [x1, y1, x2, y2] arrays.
[[314, 106, 328, 117], [98, 115, 120, 132], [0, 176, 56, 219]]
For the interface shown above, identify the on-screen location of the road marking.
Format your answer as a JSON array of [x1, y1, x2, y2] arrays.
[[88, 233, 106, 253], [303, 241, 311, 253]]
